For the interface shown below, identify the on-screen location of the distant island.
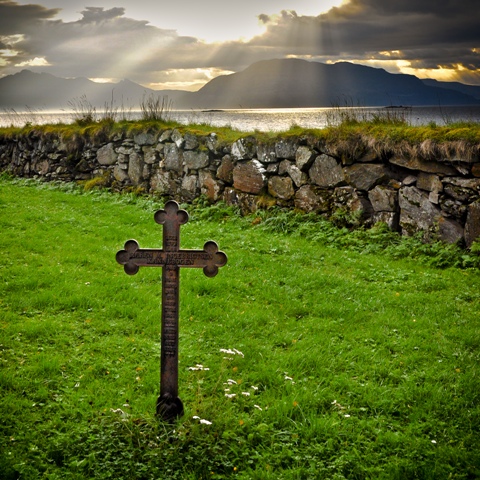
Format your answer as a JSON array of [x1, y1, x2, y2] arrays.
[[1, 58, 479, 111]]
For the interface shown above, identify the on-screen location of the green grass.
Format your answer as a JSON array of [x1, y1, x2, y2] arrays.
[[1, 177, 479, 479]]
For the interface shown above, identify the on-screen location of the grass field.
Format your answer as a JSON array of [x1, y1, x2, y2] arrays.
[[0, 177, 479, 479]]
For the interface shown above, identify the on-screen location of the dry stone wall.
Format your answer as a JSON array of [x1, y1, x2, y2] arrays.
[[1, 127, 479, 247]]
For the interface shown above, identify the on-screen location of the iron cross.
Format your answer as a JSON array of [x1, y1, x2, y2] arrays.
[[116, 200, 227, 421]]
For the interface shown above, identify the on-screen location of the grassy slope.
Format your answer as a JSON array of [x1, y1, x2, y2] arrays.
[[0, 178, 479, 479]]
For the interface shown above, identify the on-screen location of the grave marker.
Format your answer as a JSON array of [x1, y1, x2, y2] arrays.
[[116, 200, 227, 421]]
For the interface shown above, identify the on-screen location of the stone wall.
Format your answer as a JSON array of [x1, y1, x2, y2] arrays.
[[1, 127, 479, 247]]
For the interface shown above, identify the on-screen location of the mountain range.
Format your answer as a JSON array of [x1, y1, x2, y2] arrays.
[[1, 58, 479, 111]]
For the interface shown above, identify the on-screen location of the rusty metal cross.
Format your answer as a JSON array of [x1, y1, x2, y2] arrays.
[[116, 200, 227, 421]]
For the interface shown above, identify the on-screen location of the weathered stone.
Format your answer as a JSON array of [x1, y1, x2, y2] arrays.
[[443, 184, 475, 202], [159, 130, 172, 143], [372, 212, 399, 230], [75, 159, 91, 173], [294, 185, 331, 213], [402, 175, 417, 186], [472, 164, 480, 177], [181, 175, 198, 199], [222, 187, 238, 207], [465, 200, 480, 247], [429, 192, 440, 204], [150, 171, 173, 194], [334, 187, 373, 220], [287, 164, 308, 187], [199, 171, 223, 202], [417, 173, 443, 192], [439, 196, 467, 221], [36, 159, 50, 175], [164, 143, 183, 172], [113, 164, 129, 182], [223, 188, 258, 214], [237, 192, 259, 214], [295, 146, 315, 171], [268, 176, 295, 200], [117, 145, 134, 155], [357, 150, 380, 163], [438, 217, 464, 244], [389, 156, 457, 175], [134, 132, 157, 146], [278, 160, 291, 176], [309, 155, 345, 188], [171, 130, 184, 148], [205, 133, 218, 153], [217, 155, 234, 184], [275, 139, 297, 160], [128, 152, 144, 185], [231, 137, 256, 160], [344, 163, 389, 191], [142, 164, 151, 179], [279, 160, 307, 187], [97, 143, 117, 166], [454, 164, 470, 176], [266, 163, 279, 174], [233, 161, 266, 194], [398, 186, 441, 237], [368, 186, 397, 212], [142, 146, 157, 165], [184, 150, 209, 170], [184, 133, 199, 150], [443, 177, 480, 189], [257, 143, 277, 163]]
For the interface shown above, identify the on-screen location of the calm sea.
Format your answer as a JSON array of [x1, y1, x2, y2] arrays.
[[1, 106, 480, 131]]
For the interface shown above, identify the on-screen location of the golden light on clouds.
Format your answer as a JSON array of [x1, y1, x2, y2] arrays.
[[147, 67, 235, 91], [15, 57, 51, 67]]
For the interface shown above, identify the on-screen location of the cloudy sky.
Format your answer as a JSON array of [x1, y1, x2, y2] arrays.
[[1, 0, 479, 91]]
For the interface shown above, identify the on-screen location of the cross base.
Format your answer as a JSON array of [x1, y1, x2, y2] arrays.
[[156, 394, 184, 422]]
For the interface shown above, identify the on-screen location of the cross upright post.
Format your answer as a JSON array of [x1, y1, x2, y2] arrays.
[[116, 200, 227, 421]]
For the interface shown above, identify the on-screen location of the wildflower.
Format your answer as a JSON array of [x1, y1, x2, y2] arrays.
[[220, 348, 244, 357], [225, 393, 236, 399], [344, 414, 351, 418], [431, 440, 437, 444], [251, 386, 259, 391], [110, 408, 123, 414], [220, 348, 235, 355], [293, 401, 298, 407], [242, 392, 250, 396], [254, 405, 263, 411], [188, 364, 209, 371], [193, 416, 212, 425], [226, 379, 237, 385]]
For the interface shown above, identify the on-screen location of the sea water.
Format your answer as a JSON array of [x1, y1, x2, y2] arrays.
[[1, 106, 480, 131]]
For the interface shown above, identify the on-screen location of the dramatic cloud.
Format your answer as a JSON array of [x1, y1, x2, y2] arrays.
[[251, 0, 480, 83], [1, 0, 479, 88]]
